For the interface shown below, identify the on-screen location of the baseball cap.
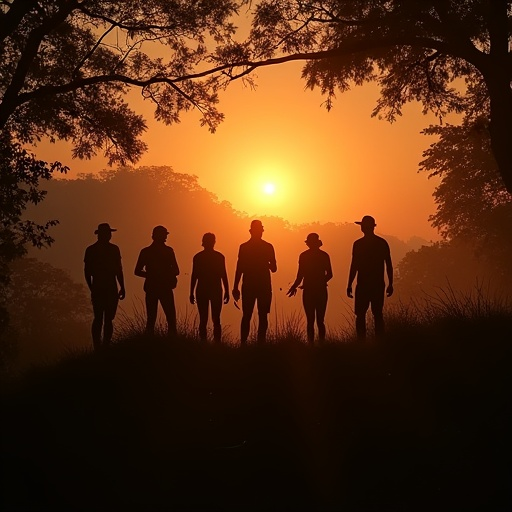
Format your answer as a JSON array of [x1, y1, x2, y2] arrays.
[[355, 215, 376, 227]]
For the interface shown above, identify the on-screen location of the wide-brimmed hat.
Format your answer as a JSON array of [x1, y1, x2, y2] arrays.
[[95, 223, 117, 234], [355, 215, 376, 227], [305, 232, 323, 247]]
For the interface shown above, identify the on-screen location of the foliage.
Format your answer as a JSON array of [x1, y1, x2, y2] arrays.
[[420, 118, 512, 241], [3, 257, 90, 372], [2, 310, 511, 510], [1, 0, 247, 161], [231, 1, 512, 192], [0, 133, 67, 338]]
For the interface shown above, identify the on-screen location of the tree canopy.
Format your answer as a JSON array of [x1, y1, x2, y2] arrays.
[[226, 1, 512, 193], [0, 0, 246, 163]]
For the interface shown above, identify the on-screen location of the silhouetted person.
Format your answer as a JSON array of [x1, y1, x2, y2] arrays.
[[287, 233, 333, 343], [232, 220, 277, 344], [347, 215, 393, 340], [84, 223, 126, 350], [135, 225, 180, 336], [190, 233, 229, 342]]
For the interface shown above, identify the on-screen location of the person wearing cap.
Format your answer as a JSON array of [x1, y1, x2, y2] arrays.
[[232, 220, 277, 344], [84, 223, 126, 350], [189, 233, 229, 342], [347, 215, 393, 340], [135, 225, 180, 336], [287, 233, 333, 343]]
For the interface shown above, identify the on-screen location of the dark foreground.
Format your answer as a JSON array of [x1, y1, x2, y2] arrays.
[[1, 322, 511, 511]]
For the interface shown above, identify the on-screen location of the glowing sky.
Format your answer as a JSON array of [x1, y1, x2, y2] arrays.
[[35, 60, 443, 242]]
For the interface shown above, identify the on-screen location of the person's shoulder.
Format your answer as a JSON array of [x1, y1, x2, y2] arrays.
[[213, 250, 225, 259]]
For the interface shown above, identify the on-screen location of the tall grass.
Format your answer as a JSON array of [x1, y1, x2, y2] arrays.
[[1, 285, 511, 511]]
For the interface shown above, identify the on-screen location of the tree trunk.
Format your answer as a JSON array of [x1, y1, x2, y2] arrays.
[[486, 0, 512, 194]]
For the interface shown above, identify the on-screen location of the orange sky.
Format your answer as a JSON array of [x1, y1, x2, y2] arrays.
[[34, 60, 443, 242]]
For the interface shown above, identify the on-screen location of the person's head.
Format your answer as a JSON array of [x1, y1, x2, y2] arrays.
[[202, 232, 216, 250], [95, 223, 116, 242], [305, 232, 323, 249], [249, 219, 264, 239], [355, 215, 376, 235], [152, 225, 169, 243]]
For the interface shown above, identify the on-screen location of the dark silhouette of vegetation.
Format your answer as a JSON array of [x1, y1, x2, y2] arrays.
[[228, 1, 512, 194], [0, 134, 67, 338], [396, 119, 512, 300], [1, 293, 511, 511], [2, 257, 90, 374]]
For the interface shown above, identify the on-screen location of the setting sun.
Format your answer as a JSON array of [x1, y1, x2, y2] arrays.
[[263, 182, 276, 195]]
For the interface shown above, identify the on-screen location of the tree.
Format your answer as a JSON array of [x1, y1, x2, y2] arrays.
[[1, 0, 246, 162], [396, 117, 512, 300], [4, 257, 90, 370], [226, 1, 512, 193], [420, 118, 512, 243], [0, 0, 246, 330], [0, 132, 67, 336]]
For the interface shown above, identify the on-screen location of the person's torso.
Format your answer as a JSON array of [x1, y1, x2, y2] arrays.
[[239, 239, 274, 289], [353, 235, 389, 286], [141, 244, 178, 289], [85, 242, 121, 292], [300, 249, 330, 290], [194, 250, 225, 292]]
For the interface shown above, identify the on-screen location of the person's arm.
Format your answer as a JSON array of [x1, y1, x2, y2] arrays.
[[269, 244, 277, 273], [171, 249, 180, 277], [325, 254, 333, 284], [385, 248, 394, 297], [134, 250, 147, 278], [347, 245, 357, 298], [287, 255, 303, 297], [116, 247, 126, 300], [84, 251, 93, 293], [190, 257, 197, 304], [221, 256, 230, 304], [232, 247, 242, 301], [83, 248, 94, 293]]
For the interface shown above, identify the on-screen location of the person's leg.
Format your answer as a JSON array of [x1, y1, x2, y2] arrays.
[[316, 288, 328, 342], [354, 286, 370, 340], [160, 291, 177, 336], [256, 290, 272, 343], [103, 295, 119, 344], [145, 292, 159, 335], [210, 290, 223, 342], [371, 287, 386, 339], [241, 286, 256, 345], [302, 289, 316, 343], [196, 293, 209, 341], [91, 296, 104, 350]]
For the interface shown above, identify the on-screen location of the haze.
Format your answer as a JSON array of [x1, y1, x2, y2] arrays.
[[34, 61, 442, 242]]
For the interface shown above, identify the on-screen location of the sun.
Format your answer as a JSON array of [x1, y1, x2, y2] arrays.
[[263, 182, 276, 195]]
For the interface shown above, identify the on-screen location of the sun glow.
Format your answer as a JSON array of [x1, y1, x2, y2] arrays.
[[263, 182, 276, 195]]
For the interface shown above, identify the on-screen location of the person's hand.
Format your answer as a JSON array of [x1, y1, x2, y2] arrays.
[[223, 293, 230, 304], [346, 285, 353, 299], [118, 288, 126, 300], [232, 288, 240, 302], [386, 284, 394, 297], [286, 286, 297, 297], [189, 294, 195, 305]]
